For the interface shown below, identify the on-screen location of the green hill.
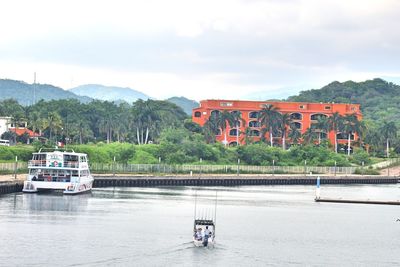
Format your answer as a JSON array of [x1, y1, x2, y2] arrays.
[[0, 79, 91, 105], [70, 84, 149, 103], [166, 96, 199, 115], [287, 78, 400, 126]]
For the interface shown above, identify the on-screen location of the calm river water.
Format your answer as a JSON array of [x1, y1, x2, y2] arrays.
[[1, 184, 400, 266]]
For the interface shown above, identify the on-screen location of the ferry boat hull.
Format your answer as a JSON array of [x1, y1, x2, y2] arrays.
[[23, 177, 94, 194]]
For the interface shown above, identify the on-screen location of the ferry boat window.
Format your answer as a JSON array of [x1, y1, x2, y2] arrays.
[[72, 170, 79, 176], [80, 156, 87, 162]]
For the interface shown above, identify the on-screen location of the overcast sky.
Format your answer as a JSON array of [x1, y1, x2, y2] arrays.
[[1, 0, 400, 100]]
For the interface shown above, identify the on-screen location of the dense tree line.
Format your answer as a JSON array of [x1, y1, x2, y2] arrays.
[[0, 95, 398, 163], [286, 78, 400, 156], [0, 98, 187, 145]]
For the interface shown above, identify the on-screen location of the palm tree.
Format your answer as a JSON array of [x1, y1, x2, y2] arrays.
[[288, 123, 302, 145], [203, 116, 220, 144], [216, 110, 235, 146], [342, 114, 361, 156], [379, 121, 398, 158], [132, 100, 160, 145], [10, 112, 26, 144], [276, 113, 292, 150], [328, 112, 344, 153], [99, 115, 114, 144], [27, 111, 40, 136], [47, 112, 62, 142], [312, 116, 330, 145], [302, 127, 318, 145], [258, 104, 280, 146], [231, 111, 245, 146]]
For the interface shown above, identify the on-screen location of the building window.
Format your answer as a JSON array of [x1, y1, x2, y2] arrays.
[[319, 132, 328, 139], [220, 102, 233, 107], [194, 111, 201, 118], [210, 110, 221, 117], [229, 142, 238, 147], [290, 113, 302, 120], [229, 129, 238, 136], [299, 105, 305, 109], [291, 122, 301, 129], [324, 106, 331, 110], [248, 129, 260, 137], [249, 111, 259, 119], [248, 121, 261, 128], [337, 133, 354, 140], [310, 113, 328, 120], [216, 129, 222, 136]]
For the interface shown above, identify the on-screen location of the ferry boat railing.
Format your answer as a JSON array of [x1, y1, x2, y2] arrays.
[[28, 160, 47, 167], [27, 160, 80, 168]]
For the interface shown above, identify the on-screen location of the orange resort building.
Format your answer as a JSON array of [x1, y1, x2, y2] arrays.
[[192, 100, 362, 150]]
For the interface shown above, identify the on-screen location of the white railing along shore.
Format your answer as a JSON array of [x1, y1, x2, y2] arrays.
[[1, 158, 399, 175]]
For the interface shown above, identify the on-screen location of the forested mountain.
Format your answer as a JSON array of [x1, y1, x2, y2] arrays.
[[0, 79, 91, 105], [70, 84, 149, 103], [166, 96, 198, 115], [287, 78, 400, 126]]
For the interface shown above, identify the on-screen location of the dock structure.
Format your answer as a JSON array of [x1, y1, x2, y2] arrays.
[[315, 198, 400, 205], [1, 175, 399, 195], [93, 175, 399, 188], [0, 182, 23, 195], [314, 175, 400, 205]]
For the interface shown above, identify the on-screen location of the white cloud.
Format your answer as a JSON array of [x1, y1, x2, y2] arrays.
[[1, 0, 400, 100]]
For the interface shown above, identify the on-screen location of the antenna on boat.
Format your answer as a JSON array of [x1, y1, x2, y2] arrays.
[[214, 191, 218, 235], [194, 189, 197, 223]]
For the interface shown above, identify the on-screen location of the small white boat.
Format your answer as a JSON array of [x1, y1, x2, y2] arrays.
[[192, 189, 217, 247], [23, 149, 94, 194], [193, 219, 216, 247]]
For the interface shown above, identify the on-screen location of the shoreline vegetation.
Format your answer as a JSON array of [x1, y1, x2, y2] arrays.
[[0, 143, 398, 176]]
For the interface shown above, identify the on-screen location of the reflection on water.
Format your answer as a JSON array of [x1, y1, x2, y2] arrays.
[[0, 184, 400, 266], [24, 192, 91, 212]]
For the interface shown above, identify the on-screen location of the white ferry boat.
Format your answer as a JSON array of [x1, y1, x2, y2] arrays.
[[23, 149, 94, 194]]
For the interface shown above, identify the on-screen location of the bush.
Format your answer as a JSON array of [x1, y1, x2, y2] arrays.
[[0, 145, 34, 161], [350, 148, 371, 165], [129, 150, 158, 164], [354, 168, 380, 175]]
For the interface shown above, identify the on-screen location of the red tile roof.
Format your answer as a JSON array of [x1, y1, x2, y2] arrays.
[[9, 128, 41, 137]]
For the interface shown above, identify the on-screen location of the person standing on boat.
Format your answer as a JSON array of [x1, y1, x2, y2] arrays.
[[203, 226, 210, 246], [196, 228, 202, 241]]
